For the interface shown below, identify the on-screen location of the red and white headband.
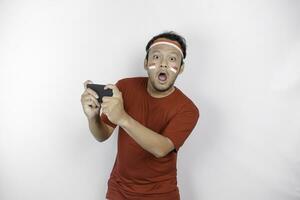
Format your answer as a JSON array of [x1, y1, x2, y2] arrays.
[[149, 41, 184, 58]]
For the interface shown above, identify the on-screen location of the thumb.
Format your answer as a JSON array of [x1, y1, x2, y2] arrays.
[[83, 80, 93, 89]]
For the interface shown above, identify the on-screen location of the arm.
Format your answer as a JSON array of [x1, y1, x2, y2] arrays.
[[118, 113, 175, 158], [88, 115, 115, 142], [100, 83, 175, 157]]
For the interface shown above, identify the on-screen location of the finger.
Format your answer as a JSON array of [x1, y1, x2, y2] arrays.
[[83, 94, 96, 102], [91, 96, 101, 107], [100, 102, 107, 107], [85, 98, 96, 108], [87, 102, 96, 109], [82, 88, 97, 98], [86, 88, 99, 99], [102, 96, 113, 102], [84, 95, 100, 107], [83, 80, 93, 90], [104, 84, 121, 97], [90, 97, 100, 108], [101, 105, 109, 114], [81, 89, 90, 97]]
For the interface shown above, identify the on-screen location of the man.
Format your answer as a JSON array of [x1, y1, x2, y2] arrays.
[[80, 31, 200, 200]]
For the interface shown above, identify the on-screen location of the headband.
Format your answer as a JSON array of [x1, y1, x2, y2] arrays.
[[149, 41, 184, 58]]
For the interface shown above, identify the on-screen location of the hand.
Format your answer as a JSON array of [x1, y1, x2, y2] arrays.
[[101, 84, 127, 125], [81, 80, 101, 120]]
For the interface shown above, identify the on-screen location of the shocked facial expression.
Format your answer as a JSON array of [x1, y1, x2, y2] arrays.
[[144, 40, 183, 92]]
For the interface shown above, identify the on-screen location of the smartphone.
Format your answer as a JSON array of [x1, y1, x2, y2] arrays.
[[86, 84, 113, 103]]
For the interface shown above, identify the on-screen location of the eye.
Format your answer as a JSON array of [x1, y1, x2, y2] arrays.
[[169, 57, 176, 62], [153, 55, 159, 59]]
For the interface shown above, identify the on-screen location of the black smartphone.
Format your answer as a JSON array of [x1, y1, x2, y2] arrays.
[[86, 84, 113, 103]]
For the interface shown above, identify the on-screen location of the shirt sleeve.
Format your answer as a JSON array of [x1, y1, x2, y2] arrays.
[[162, 104, 200, 152], [100, 79, 122, 129]]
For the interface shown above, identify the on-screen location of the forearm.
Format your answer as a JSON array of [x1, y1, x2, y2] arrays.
[[88, 115, 109, 142], [119, 112, 173, 158]]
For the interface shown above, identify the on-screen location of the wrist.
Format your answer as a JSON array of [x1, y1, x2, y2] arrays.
[[118, 111, 130, 128], [88, 115, 99, 123]]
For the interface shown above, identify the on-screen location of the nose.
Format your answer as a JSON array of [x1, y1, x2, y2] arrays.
[[160, 58, 168, 68]]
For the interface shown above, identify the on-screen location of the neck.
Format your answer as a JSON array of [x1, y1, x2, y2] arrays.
[[146, 79, 175, 98]]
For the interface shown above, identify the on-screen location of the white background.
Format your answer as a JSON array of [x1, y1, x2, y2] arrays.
[[0, 0, 299, 199]]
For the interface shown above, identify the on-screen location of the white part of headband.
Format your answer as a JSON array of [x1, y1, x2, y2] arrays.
[[149, 41, 184, 58]]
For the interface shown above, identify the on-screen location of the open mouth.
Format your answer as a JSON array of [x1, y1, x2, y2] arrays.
[[158, 72, 168, 82]]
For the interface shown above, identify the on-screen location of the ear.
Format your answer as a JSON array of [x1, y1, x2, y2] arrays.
[[178, 62, 185, 74], [144, 58, 148, 70]]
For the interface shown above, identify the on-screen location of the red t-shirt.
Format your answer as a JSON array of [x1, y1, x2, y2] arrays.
[[100, 77, 200, 200]]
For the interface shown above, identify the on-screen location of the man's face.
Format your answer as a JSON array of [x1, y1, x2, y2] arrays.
[[144, 40, 184, 92]]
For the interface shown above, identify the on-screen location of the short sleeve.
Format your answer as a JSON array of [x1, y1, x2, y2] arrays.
[[162, 105, 200, 152], [99, 79, 123, 129]]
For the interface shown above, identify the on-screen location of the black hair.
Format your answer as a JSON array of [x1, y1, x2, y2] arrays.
[[145, 31, 187, 66]]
